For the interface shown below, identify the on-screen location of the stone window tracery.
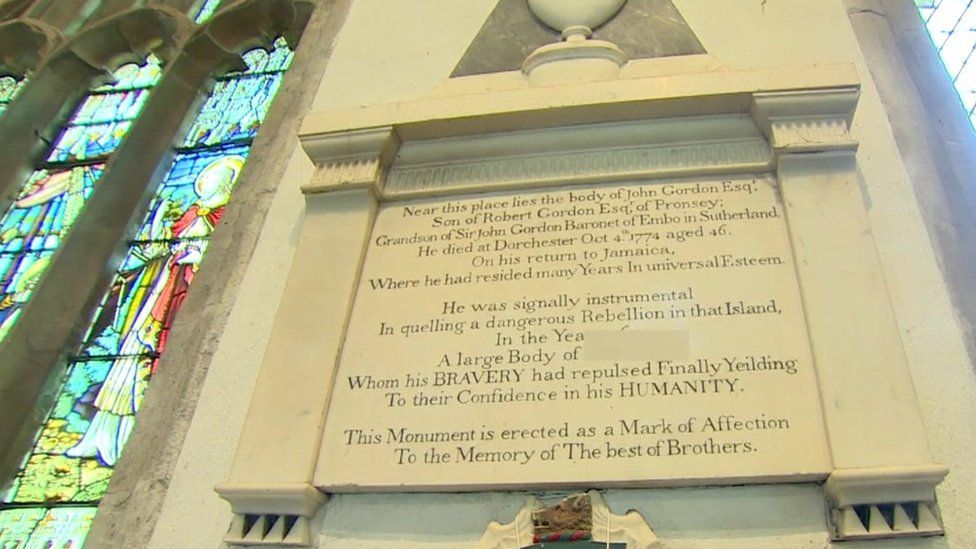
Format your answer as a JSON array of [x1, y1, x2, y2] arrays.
[[0, 2, 299, 546]]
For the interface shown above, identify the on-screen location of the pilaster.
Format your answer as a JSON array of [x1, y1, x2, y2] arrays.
[[752, 89, 948, 540], [216, 126, 399, 547]]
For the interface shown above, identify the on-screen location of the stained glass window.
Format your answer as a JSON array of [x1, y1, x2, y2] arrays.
[[0, 38, 293, 547], [195, 0, 222, 23], [0, 76, 25, 117], [0, 507, 97, 547], [918, 0, 976, 128], [0, 57, 162, 547], [0, 59, 160, 344]]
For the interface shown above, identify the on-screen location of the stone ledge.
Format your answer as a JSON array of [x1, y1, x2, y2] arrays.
[[825, 465, 949, 540]]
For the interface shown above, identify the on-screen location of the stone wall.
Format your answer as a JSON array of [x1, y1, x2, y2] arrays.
[[5, 0, 973, 547]]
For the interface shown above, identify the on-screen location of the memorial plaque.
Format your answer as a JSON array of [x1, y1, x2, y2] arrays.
[[316, 174, 830, 490]]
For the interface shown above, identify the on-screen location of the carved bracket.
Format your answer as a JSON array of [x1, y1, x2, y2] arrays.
[[826, 465, 948, 540], [300, 126, 401, 195], [751, 88, 859, 157], [215, 482, 326, 546]]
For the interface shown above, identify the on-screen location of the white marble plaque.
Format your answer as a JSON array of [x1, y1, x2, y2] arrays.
[[316, 175, 829, 491]]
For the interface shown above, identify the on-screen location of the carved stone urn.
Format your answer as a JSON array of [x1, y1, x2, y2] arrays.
[[523, 0, 628, 84]]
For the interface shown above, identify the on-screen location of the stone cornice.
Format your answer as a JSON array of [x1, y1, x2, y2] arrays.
[[752, 87, 860, 155], [301, 63, 860, 141], [299, 126, 400, 195]]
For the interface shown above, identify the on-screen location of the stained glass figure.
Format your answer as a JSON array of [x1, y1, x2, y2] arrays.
[[194, 0, 222, 23], [0, 56, 167, 548], [4, 358, 116, 503], [0, 165, 104, 340], [59, 40, 289, 468], [0, 76, 25, 117], [0, 40, 294, 545], [0, 58, 160, 346]]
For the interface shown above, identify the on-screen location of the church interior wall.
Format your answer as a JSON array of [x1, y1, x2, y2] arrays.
[[136, 0, 976, 548], [3, 0, 974, 547]]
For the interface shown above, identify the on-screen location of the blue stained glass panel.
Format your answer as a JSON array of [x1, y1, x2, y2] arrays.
[[0, 38, 295, 543], [0, 165, 103, 255], [136, 146, 249, 240], [181, 39, 292, 148], [0, 58, 158, 346], [0, 507, 96, 547], [181, 73, 286, 147], [46, 121, 135, 163], [44, 58, 160, 163], [0, 164, 101, 343]]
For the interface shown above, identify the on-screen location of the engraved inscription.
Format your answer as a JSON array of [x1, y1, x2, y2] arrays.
[[317, 175, 829, 490]]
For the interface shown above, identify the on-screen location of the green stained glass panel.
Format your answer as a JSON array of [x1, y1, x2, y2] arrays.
[[24, 237, 210, 470], [239, 37, 293, 74], [194, 0, 221, 23], [93, 58, 162, 93], [0, 76, 25, 117], [0, 507, 96, 547], [0, 251, 54, 343], [4, 358, 125, 502], [0, 165, 102, 342]]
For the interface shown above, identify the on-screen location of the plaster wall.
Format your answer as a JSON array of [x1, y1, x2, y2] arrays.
[[145, 1, 976, 548]]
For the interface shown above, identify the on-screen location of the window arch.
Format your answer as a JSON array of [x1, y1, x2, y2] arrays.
[[0, 35, 295, 548]]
